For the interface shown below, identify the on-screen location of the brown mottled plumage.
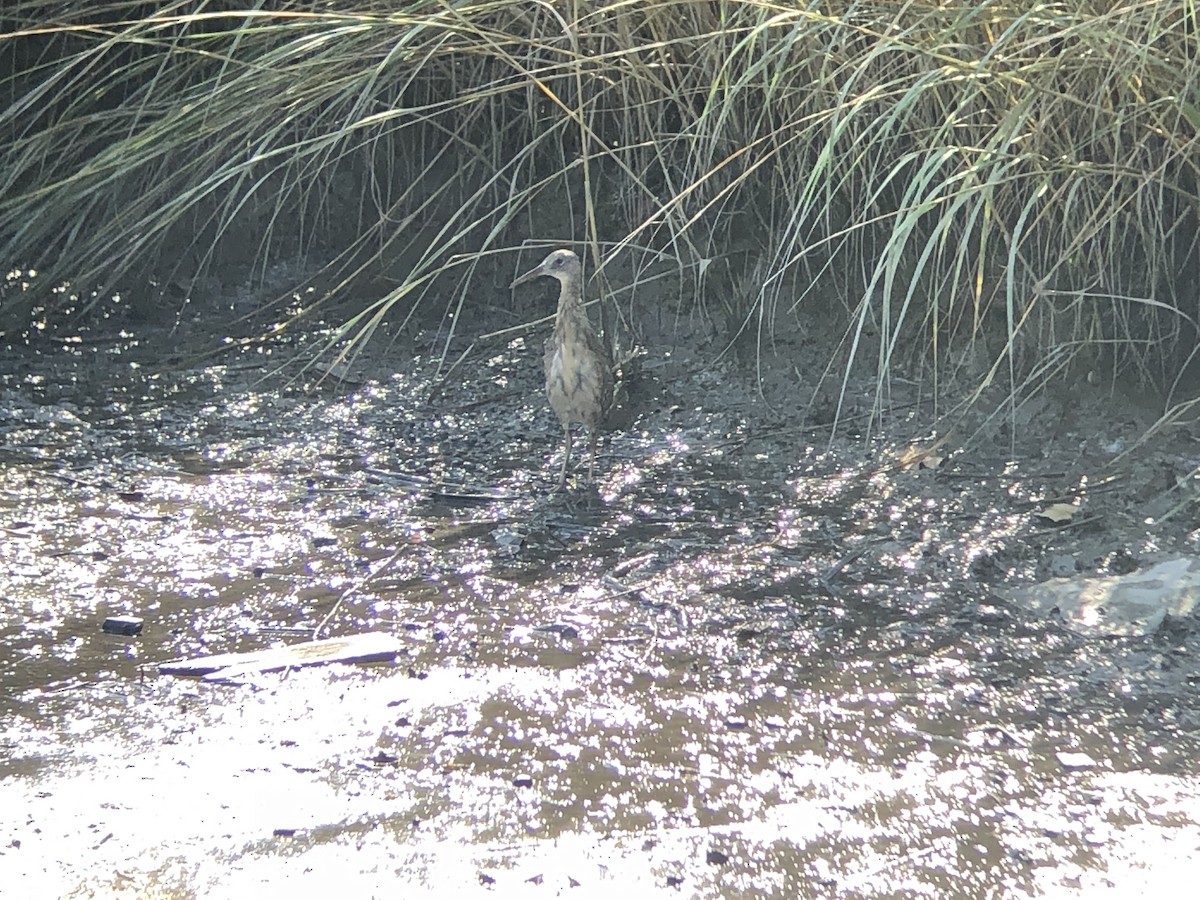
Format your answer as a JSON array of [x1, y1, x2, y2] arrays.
[[511, 249, 613, 490]]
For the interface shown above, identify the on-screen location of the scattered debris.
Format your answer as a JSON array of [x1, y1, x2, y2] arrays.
[[492, 526, 525, 556], [532, 623, 580, 640], [898, 444, 945, 471], [1036, 502, 1079, 524]]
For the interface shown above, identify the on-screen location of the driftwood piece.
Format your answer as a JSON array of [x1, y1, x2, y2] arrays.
[[159, 632, 403, 680], [1003, 557, 1200, 637]]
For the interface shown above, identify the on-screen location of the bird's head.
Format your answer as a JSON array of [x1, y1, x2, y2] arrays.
[[510, 249, 582, 290]]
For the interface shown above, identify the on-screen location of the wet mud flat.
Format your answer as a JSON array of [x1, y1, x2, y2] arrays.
[[3, 311, 1200, 898]]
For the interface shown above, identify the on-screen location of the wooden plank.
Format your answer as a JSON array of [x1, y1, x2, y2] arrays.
[[158, 632, 403, 678]]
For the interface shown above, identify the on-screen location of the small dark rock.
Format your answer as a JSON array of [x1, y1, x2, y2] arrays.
[[969, 552, 1000, 579], [1047, 554, 1076, 577], [972, 603, 1009, 625], [1104, 548, 1140, 575], [706, 849, 729, 865], [101, 616, 143, 636]]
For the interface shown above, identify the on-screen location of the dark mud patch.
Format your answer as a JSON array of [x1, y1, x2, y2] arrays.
[[3, 295, 1200, 897]]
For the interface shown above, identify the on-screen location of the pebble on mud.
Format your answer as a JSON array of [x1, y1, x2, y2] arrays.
[[101, 615, 144, 636], [533, 622, 580, 640], [1057, 751, 1098, 770]]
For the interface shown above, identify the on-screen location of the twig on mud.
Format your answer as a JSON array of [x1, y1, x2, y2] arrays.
[[601, 573, 690, 641], [544, 516, 606, 536], [839, 844, 939, 891], [601, 575, 650, 599], [436, 390, 521, 414], [606, 552, 660, 578], [1033, 513, 1107, 533], [38, 469, 102, 489], [312, 545, 406, 641], [819, 544, 877, 596], [365, 467, 518, 501]]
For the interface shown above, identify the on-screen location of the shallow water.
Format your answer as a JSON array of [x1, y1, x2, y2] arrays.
[[3, 316, 1200, 898]]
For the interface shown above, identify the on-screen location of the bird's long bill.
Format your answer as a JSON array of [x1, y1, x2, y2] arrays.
[[510, 261, 546, 290]]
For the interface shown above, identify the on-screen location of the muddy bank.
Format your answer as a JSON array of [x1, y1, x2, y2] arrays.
[[3, 297, 1200, 897]]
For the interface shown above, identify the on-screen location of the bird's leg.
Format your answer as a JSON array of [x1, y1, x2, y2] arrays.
[[554, 421, 571, 491], [587, 427, 599, 482]]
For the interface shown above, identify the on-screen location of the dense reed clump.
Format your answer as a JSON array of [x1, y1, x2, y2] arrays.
[[1, 1, 1197, 424]]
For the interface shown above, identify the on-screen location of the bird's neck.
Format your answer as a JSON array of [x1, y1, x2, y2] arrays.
[[554, 280, 586, 326]]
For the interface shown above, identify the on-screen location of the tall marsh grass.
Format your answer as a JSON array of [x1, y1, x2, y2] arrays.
[[1, 1, 1197, 418]]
